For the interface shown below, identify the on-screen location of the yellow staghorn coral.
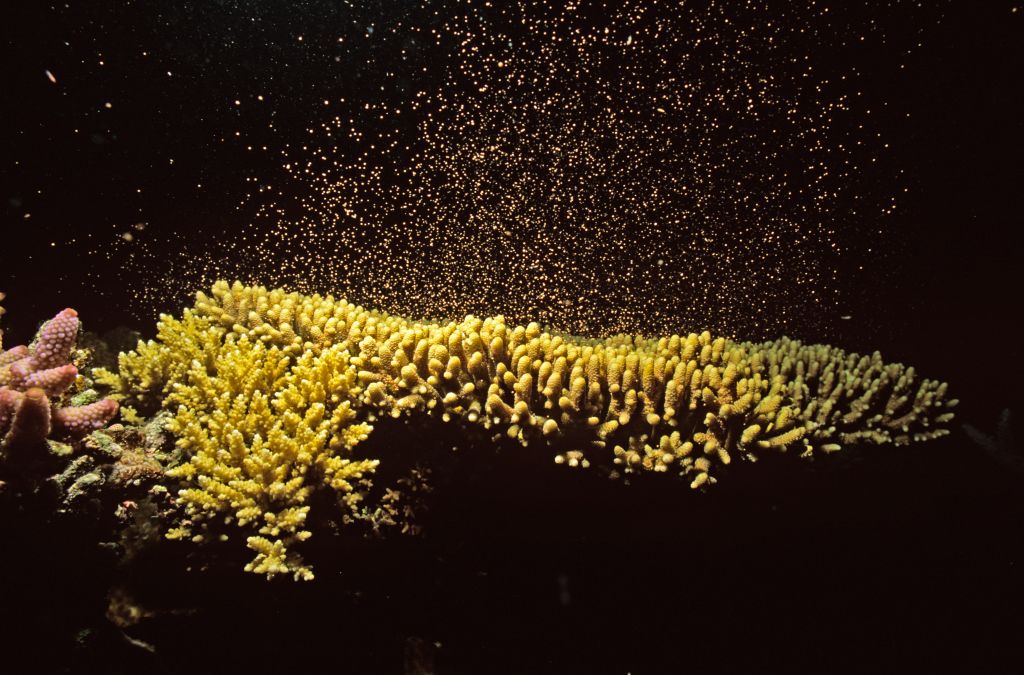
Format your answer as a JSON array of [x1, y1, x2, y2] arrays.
[[94, 309, 227, 413], [159, 333, 376, 580], [106, 281, 956, 500]]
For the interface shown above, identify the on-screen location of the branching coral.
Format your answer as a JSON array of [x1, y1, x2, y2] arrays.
[[100, 281, 956, 578], [0, 303, 168, 550], [94, 309, 226, 414], [197, 282, 955, 477], [1, 307, 119, 460], [143, 333, 376, 580]]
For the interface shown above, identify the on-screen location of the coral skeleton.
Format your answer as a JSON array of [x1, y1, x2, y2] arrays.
[[99, 280, 957, 579]]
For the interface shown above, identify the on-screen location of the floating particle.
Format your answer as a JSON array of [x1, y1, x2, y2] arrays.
[[118, 1, 914, 342]]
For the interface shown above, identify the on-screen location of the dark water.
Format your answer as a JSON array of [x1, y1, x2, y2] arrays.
[[2, 1, 1022, 673]]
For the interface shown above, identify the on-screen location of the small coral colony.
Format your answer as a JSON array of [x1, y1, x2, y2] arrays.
[[0, 281, 956, 580]]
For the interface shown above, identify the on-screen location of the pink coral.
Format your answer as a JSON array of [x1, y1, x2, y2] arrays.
[[53, 398, 120, 436], [1, 308, 119, 453]]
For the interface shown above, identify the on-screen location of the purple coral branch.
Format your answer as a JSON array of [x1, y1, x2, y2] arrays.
[[1, 308, 119, 454]]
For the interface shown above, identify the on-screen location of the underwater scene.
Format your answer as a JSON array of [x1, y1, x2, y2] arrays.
[[1, 1, 1022, 673]]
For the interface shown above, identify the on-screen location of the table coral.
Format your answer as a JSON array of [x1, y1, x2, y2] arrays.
[[195, 281, 955, 472], [100, 280, 957, 579], [1, 307, 119, 460]]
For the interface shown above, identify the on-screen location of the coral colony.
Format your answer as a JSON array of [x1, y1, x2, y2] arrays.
[[93, 280, 956, 580], [1, 307, 119, 456]]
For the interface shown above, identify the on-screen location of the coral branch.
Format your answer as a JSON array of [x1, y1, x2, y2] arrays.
[[1, 307, 119, 457], [3, 388, 51, 453]]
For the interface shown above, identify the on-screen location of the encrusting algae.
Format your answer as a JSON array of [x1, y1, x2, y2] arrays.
[[97, 281, 957, 580]]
